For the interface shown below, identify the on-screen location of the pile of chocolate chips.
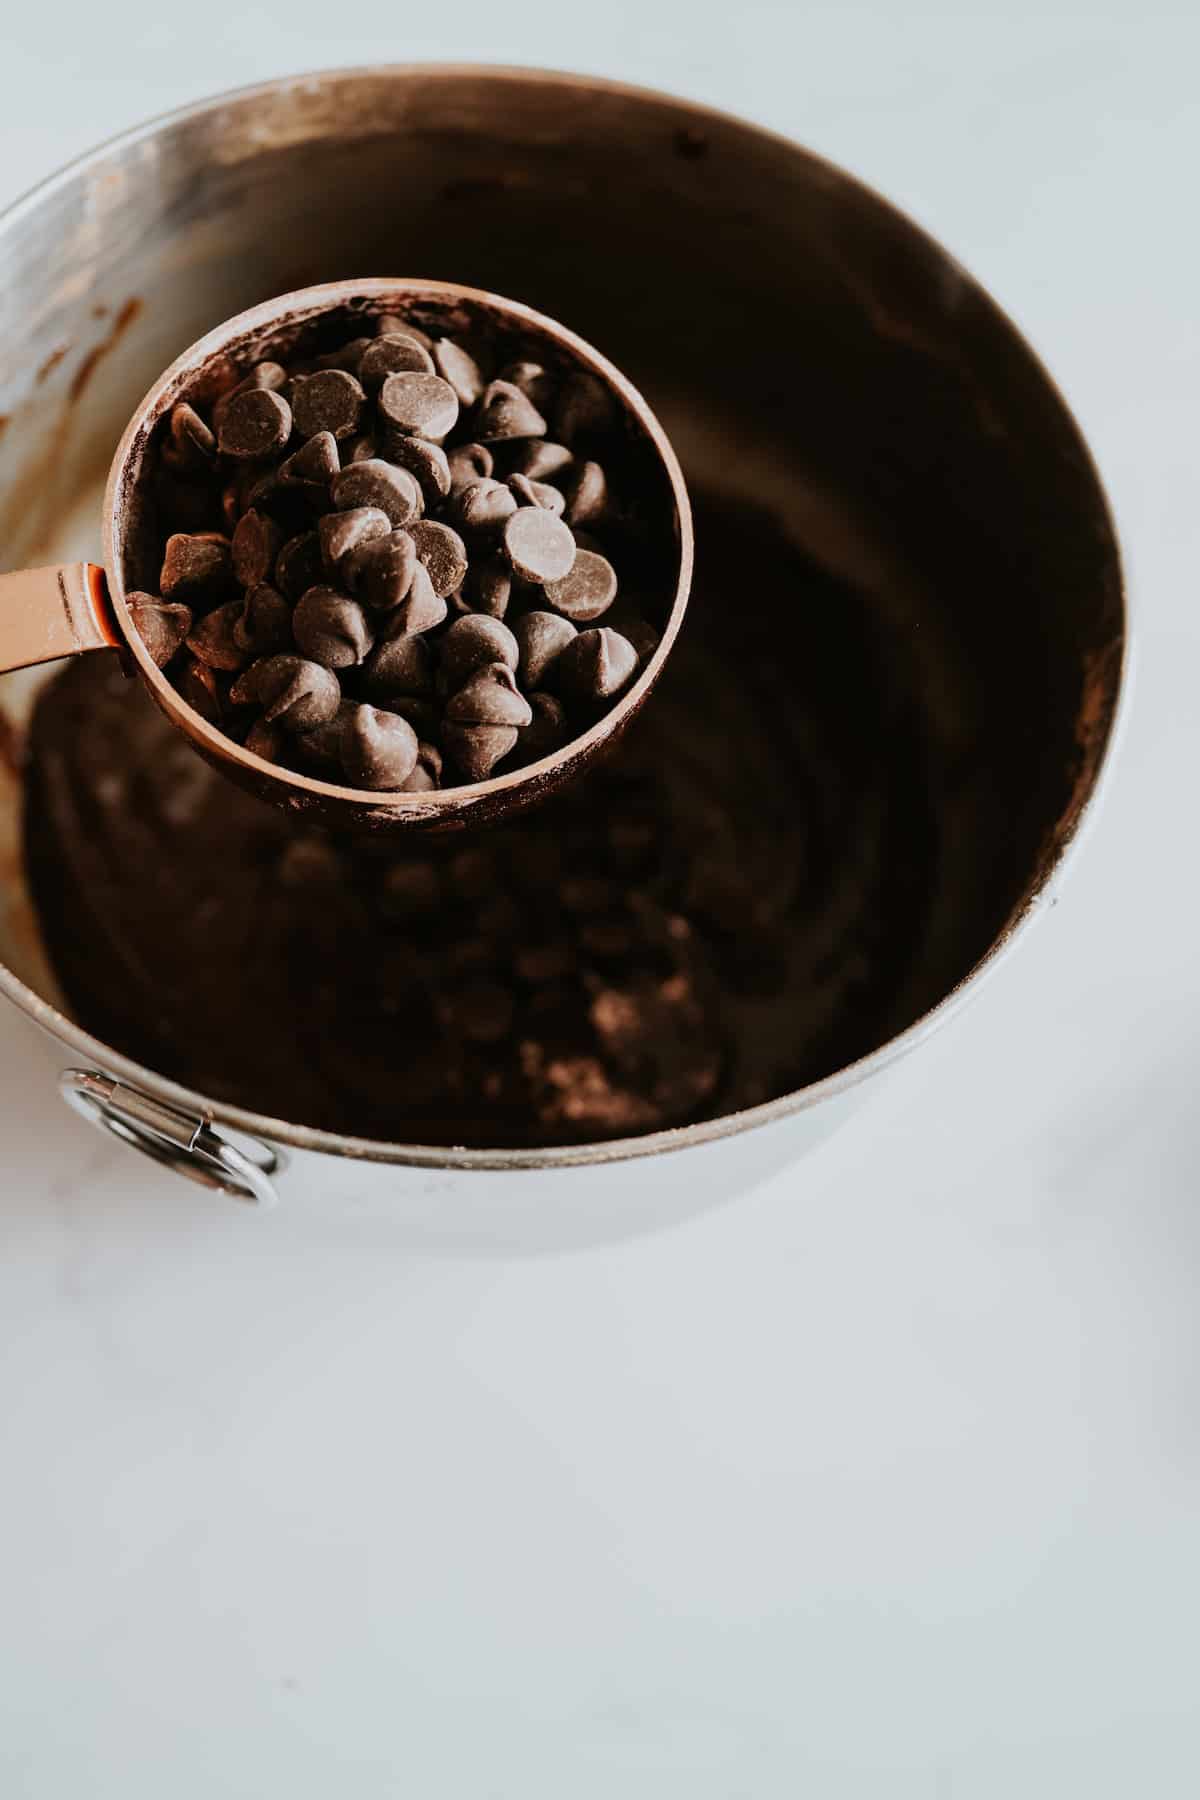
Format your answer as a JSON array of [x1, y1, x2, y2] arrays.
[[128, 309, 664, 791]]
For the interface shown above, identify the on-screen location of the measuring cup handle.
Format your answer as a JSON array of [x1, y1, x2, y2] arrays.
[[0, 563, 119, 674]]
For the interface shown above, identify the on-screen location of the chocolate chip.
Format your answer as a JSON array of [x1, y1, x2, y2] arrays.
[[440, 615, 519, 689], [231, 509, 284, 589], [341, 703, 419, 789], [408, 520, 468, 599], [217, 387, 293, 459], [293, 586, 374, 669], [579, 916, 637, 960], [441, 721, 519, 782], [376, 314, 432, 347], [242, 466, 293, 520], [447, 443, 494, 490], [186, 600, 250, 672], [167, 402, 217, 469], [508, 440, 574, 482], [377, 371, 460, 443], [508, 473, 566, 515], [331, 458, 422, 528], [128, 594, 193, 667], [379, 859, 440, 919], [290, 369, 365, 441], [605, 810, 657, 871], [433, 338, 484, 407], [451, 979, 514, 1043], [343, 433, 377, 465], [275, 834, 348, 891], [188, 353, 240, 409], [319, 506, 391, 575], [343, 529, 417, 610], [560, 875, 618, 914], [291, 699, 356, 774], [275, 530, 324, 601], [212, 360, 287, 431], [474, 379, 547, 441], [444, 845, 498, 902], [280, 430, 340, 489], [502, 508, 576, 585], [606, 601, 661, 668], [390, 560, 447, 636], [362, 621, 434, 703], [518, 691, 568, 761], [239, 457, 286, 522], [391, 697, 442, 743], [230, 654, 342, 731], [152, 473, 220, 537], [234, 583, 292, 656], [445, 662, 533, 729], [560, 459, 609, 528], [515, 611, 577, 689], [514, 937, 574, 984], [499, 360, 555, 412], [382, 433, 453, 504], [160, 532, 233, 602], [359, 334, 436, 388], [249, 360, 290, 389], [244, 717, 286, 763], [456, 556, 512, 618], [315, 336, 372, 375], [181, 656, 225, 724], [554, 370, 617, 444], [401, 741, 443, 793], [555, 627, 639, 705], [225, 463, 264, 513], [542, 548, 618, 622], [452, 478, 518, 537]]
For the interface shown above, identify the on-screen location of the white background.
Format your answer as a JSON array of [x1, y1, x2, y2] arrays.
[[2, 3, 1199, 1794]]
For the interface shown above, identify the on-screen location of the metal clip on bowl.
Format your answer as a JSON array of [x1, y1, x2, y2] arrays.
[[58, 1068, 281, 1207]]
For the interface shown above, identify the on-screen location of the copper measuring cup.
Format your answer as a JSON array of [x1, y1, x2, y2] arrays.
[[0, 278, 693, 832]]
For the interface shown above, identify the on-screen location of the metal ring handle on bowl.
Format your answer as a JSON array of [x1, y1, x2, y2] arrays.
[[58, 1068, 281, 1208]]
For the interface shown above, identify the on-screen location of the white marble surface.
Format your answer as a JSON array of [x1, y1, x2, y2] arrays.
[[2, 4, 1198, 1794]]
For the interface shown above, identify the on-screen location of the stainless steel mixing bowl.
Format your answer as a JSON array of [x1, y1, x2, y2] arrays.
[[0, 67, 1126, 1248]]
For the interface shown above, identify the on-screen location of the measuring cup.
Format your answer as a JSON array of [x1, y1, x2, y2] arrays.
[[0, 278, 692, 832]]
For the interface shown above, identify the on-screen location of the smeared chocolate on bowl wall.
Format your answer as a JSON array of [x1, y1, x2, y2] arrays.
[[23, 490, 939, 1148]]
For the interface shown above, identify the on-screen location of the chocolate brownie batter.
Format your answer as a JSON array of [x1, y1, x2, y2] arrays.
[[23, 489, 938, 1147]]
